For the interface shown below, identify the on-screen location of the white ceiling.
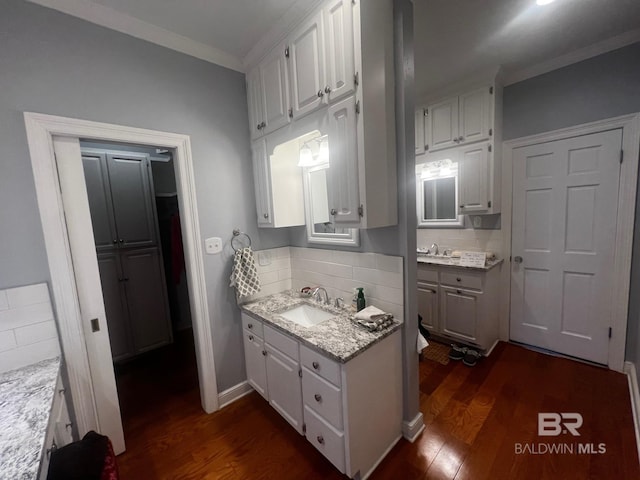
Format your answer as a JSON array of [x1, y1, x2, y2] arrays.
[[415, 0, 640, 97], [29, 0, 640, 83]]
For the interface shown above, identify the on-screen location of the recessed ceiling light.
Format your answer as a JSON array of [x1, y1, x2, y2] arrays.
[[536, 0, 555, 5]]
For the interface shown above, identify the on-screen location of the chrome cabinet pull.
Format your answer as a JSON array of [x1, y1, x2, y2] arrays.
[[262, 350, 267, 356], [248, 335, 254, 341], [330, 208, 337, 215], [312, 361, 319, 370], [324, 85, 332, 94], [317, 435, 324, 444], [314, 394, 322, 402], [317, 90, 324, 98], [514, 256, 523, 264]]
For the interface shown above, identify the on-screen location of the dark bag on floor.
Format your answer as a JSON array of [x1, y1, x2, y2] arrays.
[[48, 430, 119, 480]]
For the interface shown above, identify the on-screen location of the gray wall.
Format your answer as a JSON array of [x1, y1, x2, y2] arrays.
[[503, 42, 640, 379], [0, 0, 289, 391]]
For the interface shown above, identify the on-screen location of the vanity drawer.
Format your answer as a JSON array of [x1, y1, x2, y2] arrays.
[[440, 270, 483, 291], [302, 368, 343, 430], [242, 313, 264, 338], [417, 265, 438, 283], [264, 324, 299, 361], [300, 345, 341, 387], [304, 406, 345, 473]]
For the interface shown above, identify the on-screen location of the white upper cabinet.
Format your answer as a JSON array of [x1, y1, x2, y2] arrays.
[[252, 139, 274, 227], [327, 96, 360, 224], [458, 142, 490, 213], [260, 46, 291, 135], [323, 0, 355, 103], [288, 11, 326, 119], [415, 108, 426, 156], [247, 67, 265, 140], [425, 86, 492, 152]]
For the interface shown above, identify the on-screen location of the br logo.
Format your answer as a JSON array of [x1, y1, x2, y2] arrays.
[[538, 413, 583, 436]]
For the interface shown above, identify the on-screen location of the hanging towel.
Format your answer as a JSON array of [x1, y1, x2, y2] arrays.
[[229, 247, 261, 301]]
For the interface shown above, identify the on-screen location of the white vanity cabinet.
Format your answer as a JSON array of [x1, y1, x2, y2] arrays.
[[417, 263, 501, 352], [241, 313, 402, 479], [39, 373, 74, 480]]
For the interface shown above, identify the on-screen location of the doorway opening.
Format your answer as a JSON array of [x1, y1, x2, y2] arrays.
[[79, 140, 200, 443]]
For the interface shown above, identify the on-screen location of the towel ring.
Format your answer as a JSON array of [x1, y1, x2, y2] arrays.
[[231, 229, 252, 252]]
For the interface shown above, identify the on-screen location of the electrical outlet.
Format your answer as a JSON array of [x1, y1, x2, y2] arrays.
[[258, 251, 272, 266], [473, 216, 482, 228], [205, 237, 222, 254]]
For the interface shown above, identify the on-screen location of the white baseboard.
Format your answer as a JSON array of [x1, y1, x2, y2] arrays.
[[217, 381, 253, 409], [624, 361, 640, 465], [402, 412, 425, 443]]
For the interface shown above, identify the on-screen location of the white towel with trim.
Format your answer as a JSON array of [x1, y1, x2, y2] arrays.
[[230, 247, 261, 301]]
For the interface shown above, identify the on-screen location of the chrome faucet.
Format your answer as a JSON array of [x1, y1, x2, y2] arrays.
[[334, 297, 345, 309], [312, 287, 330, 305], [428, 243, 439, 255]]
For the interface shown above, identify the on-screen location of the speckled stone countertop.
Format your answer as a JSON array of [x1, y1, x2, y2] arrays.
[[0, 357, 60, 480], [417, 255, 503, 271], [241, 291, 402, 363]]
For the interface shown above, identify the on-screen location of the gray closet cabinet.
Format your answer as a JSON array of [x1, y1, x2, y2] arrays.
[[84, 150, 172, 362]]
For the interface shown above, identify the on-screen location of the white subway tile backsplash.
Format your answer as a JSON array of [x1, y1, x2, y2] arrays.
[[0, 330, 17, 353], [0, 302, 55, 332], [14, 320, 58, 346], [259, 271, 279, 285], [352, 267, 402, 289], [0, 291, 8, 311], [6, 283, 50, 308], [376, 254, 403, 274], [0, 338, 60, 373]]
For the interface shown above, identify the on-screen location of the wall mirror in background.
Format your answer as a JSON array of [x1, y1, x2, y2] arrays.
[[416, 158, 464, 228]]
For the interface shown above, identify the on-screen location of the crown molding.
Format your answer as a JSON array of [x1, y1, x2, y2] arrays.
[[504, 28, 640, 86], [26, 0, 244, 72]]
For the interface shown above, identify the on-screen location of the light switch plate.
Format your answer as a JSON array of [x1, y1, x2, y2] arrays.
[[205, 237, 222, 254]]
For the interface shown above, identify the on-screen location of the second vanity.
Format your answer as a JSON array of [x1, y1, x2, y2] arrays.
[[417, 256, 503, 353], [241, 292, 403, 480]]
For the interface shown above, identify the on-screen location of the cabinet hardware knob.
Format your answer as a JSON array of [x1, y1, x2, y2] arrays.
[[248, 323, 253, 329], [262, 350, 267, 356], [257, 123, 262, 130], [317, 435, 324, 445], [112, 239, 117, 244], [458, 136, 464, 142], [317, 90, 324, 98], [330, 208, 337, 215], [456, 277, 461, 282], [430, 289, 437, 294], [119, 239, 124, 243], [65, 422, 73, 429], [261, 121, 266, 129], [457, 290, 462, 294], [514, 256, 523, 264], [324, 85, 332, 94], [314, 394, 322, 402], [263, 213, 269, 219], [312, 361, 319, 370], [248, 335, 254, 341], [58, 388, 65, 395]]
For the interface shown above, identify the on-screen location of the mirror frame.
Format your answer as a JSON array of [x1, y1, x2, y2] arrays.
[[416, 164, 464, 229]]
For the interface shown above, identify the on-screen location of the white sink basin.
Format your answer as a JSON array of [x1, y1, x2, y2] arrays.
[[279, 304, 335, 327]]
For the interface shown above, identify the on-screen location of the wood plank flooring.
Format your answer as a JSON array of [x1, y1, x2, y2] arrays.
[[115, 337, 639, 479]]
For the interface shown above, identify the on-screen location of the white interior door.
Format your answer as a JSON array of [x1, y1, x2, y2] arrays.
[[53, 136, 126, 453], [510, 129, 622, 364]]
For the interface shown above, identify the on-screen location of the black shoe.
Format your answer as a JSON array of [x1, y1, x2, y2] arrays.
[[449, 344, 467, 361], [463, 349, 480, 367]]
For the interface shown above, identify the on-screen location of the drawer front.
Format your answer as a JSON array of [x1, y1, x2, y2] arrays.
[[417, 264, 438, 282], [440, 270, 483, 291], [302, 368, 343, 430], [264, 324, 299, 361], [300, 345, 341, 387], [242, 313, 264, 338], [304, 406, 345, 473]]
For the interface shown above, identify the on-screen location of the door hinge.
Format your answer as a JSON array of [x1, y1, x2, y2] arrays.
[[284, 46, 290, 58], [488, 200, 492, 208], [489, 86, 494, 94], [425, 144, 429, 151], [489, 128, 493, 136], [90, 318, 100, 332], [355, 100, 360, 114], [488, 144, 492, 152], [358, 204, 364, 217], [609, 327, 612, 339], [302, 423, 306, 433], [288, 108, 293, 118], [354, 71, 359, 87], [298, 368, 302, 378], [425, 108, 428, 116], [620, 150, 624, 164]]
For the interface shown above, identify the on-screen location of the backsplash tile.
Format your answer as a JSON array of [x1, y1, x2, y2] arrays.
[[0, 283, 60, 373]]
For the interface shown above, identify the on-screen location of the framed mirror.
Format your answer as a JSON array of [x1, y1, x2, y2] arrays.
[[416, 159, 464, 228]]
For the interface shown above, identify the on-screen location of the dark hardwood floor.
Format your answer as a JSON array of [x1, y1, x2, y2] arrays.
[[115, 337, 639, 479]]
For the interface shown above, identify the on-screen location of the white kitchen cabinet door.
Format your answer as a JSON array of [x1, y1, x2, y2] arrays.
[[82, 153, 118, 252], [323, 0, 355, 103], [458, 143, 490, 213], [260, 47, 291, 134], [247, 67, 264, 139], [105, 154, 157, 248], [97, 252, 132, 362], [265, 344, 304, 434], [459, 87, 491, 144], [244, 330, 268, 400], [327, 96, 360, 224], [440, 286, 478, 343], [251, 140, 274, 227], [121, 247, 172, 353], [415, 108, 426, 155], [289, 11, 326, 119], [417, 283, 438, 332], [426, 97, 459, 151]]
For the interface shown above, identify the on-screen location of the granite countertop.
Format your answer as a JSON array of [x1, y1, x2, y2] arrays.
[[417, 255, 504, 271], [0, 357, 60, 480], [241, 291, 402, 363]]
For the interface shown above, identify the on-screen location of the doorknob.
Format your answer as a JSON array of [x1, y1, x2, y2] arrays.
[[514, 256, 523, 264]]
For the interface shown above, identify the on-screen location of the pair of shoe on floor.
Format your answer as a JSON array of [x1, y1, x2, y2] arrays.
[[449, 344, 480, 366]]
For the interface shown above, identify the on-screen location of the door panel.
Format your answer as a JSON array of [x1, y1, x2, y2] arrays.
[[427, 97, 459, 151], [252, 140, 273, 226], [97, 252, 132, 361], [458, 143, 489, 213], [266, 344, 304, 433], [324, 0, 355, 103], [459, 88, 491, 144], [244, 331, 268, 400], [415, 108, 426, 155], [106, 154, 156, 248], [121, 248, 172, 353], [441, 287, 478, 342], [82, 153, 118, 251], [417, 283, 438, 332], [247, 67, 264, 139], [260, 48, 290, 134], [511, 129, 622, 364]]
